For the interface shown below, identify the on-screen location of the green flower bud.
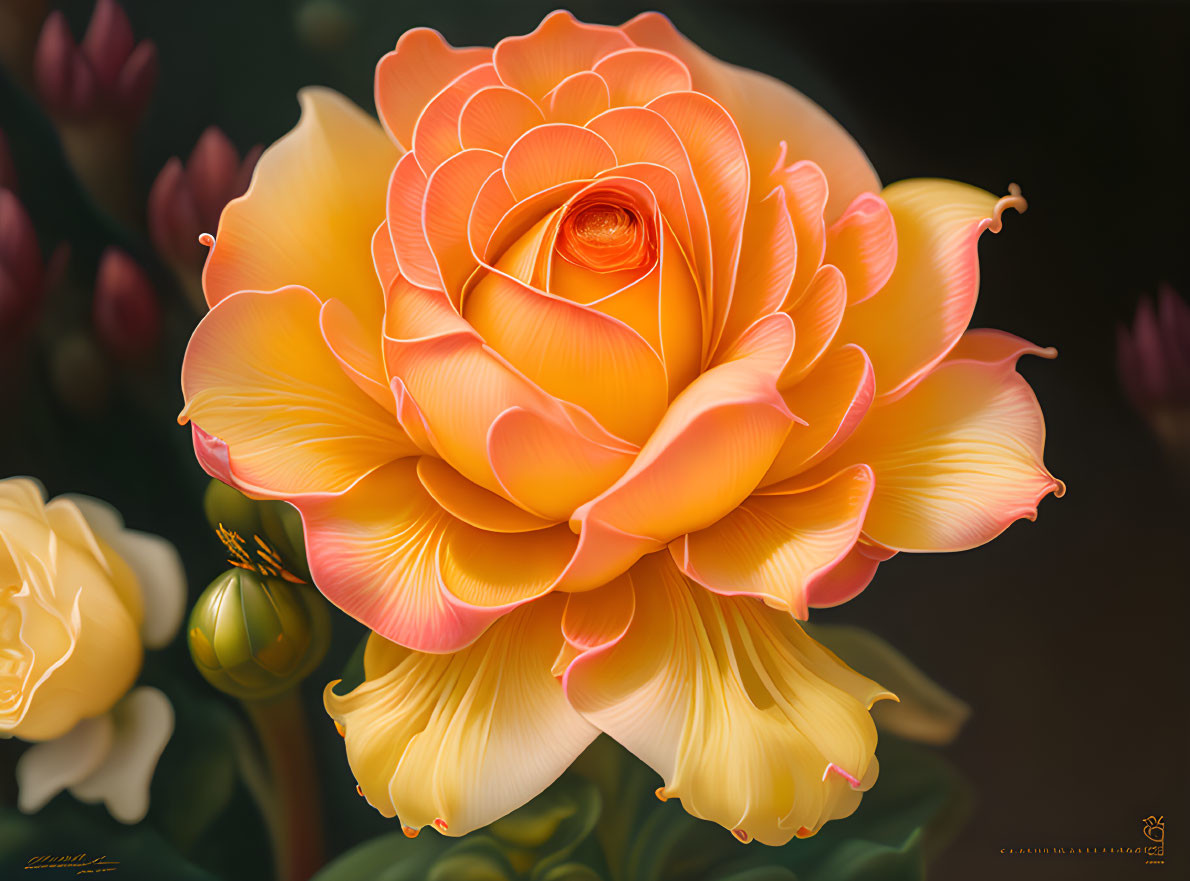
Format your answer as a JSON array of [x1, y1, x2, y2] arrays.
[[188, 569, 330, 701], [203, 479, 310, 582], [258, 499, 310, 582]]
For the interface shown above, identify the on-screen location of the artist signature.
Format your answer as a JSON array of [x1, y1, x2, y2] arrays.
[[24, 854, 119, 875]]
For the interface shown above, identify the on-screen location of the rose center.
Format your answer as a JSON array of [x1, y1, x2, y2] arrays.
[[556, 198, 653, 274]]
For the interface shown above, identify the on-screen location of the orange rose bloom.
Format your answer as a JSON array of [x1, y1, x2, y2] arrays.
[[180, 11, 1061, 844]]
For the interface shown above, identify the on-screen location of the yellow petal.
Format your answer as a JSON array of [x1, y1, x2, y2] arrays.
[[809, 354, 1062, 552], [180, 287, 414, 497], [562, 554, 891, 845], [325, 594, 597, 835], [203, 88, 397, 330], [836, 179, 1027, 399]]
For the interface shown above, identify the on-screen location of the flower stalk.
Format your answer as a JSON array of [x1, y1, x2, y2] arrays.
[[243, 694, 324, 881]]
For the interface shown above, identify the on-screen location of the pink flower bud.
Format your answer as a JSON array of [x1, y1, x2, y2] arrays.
[[1118, 285, 1190, 411], [92, 247, 160, 360], [81, 0, 134, 90], [148, 127, 260, 270], [0, 189, 45, 339], [33, 1, 155, 122], [33, 11, 96, 117]]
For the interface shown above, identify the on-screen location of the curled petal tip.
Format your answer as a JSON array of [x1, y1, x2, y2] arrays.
[[198, 233, 215, 248], [732, 828, 750, 843], [433, 818, 449, 831], [355, 784, 363, 796], [334, 721, 345, 738], [985, 183, 1027, 233], [654, 786, 668, 802], [402, 826, 419, 839]]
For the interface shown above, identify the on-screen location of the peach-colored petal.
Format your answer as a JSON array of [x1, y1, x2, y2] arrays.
[[562, 553, 891, 845], [564, 313, 795, 586], [385, 152, 438, 290], [415, 456, 558, 533], [374, 27, 491, 149], [458, 86, 545, 154], [296, 460, 575, 652], [383, 275, 473, 341], [804, 540, 895, 610], [545, 70, 610, 125], [464, 269, 668, 445], [423, 148, 503, 298], [763, 344, 874, 486], [809, 355, 1063, 552], [180, 287, 413, 497], [203, 89, 397, 329], [492, 10, 631, 104], [382, 330, 555, 494], [411, 63, 501, 175], [675, 465, 874, 617], [487, 406, 637, 521], [371, 221, 399, 292], [319, 297, 393, 412], [325, 595, 597, 836], [586, 107, 709, 283], [717, 186, 795, 357], [593, 47, 692, 107], [776, 159, 828, 309], [836, 180, 1027, 400], [781, 264, 847, 386], [946, 328, 1057, 367], [647, 90, 749, 359], [622, 12, 879, 221], [825, 192, 897, 306], [502, 123, 616, 201]]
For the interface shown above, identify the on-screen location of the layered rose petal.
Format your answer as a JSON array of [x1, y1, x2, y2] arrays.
[[622, 12, 879, 220], [825, 192, 897, 306], [781, 264, 848, 386], [836, 180, 1028, 400], [493, 11, 631, 104], [809, 342, 1063, 552], [675, 465, 875, 617], [203, 89, 397, 329], [647, 90, 749, 357], [563, 314, 795, 588], [325, 595, 597, 836], [765, 344, 875, 485], [412, 64, 502, 174], [563, 554, 892, 845], [465, 267, 667, 446], [297, 460, 577, 652], [180, 287, 415, 497], [459, 86, 545, 154], [545, 70, 610, 125], [375, 28, 491, 149]]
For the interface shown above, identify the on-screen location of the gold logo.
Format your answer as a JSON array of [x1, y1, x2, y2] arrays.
[[1142, 815, 1164, 862]]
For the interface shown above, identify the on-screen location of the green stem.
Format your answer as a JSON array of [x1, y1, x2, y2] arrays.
[[244, 694, 324, 881]]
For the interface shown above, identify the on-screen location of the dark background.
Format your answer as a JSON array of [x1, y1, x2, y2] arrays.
[[2, 2, 1188, 880]]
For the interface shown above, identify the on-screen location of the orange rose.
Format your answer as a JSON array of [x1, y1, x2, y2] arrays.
[[180, 12, 1060, 844]]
